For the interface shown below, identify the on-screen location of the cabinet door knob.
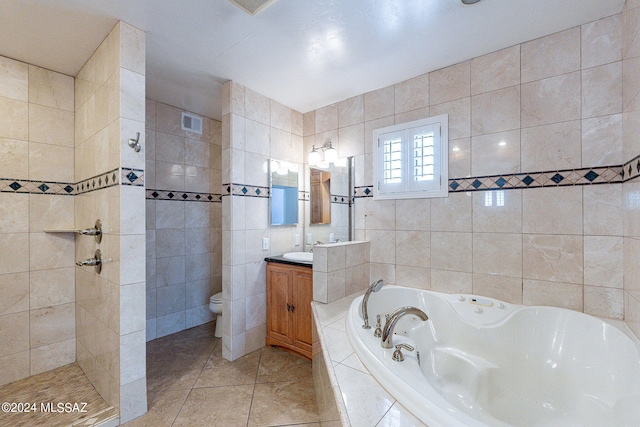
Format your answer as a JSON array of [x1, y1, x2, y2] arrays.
[[291, 305, 295, 313], [286, 303, 291, 312]]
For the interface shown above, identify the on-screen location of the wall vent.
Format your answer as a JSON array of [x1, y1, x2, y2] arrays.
[[181, 112, 203, 135]]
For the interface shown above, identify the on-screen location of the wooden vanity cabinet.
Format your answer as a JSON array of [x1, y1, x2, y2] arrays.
[[266, 262, 313, 359]]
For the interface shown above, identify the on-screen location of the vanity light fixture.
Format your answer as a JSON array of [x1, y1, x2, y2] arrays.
[[308, 141, 338, 166]]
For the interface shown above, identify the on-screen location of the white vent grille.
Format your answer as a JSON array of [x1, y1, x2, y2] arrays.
[[181, 112, 203, 135]]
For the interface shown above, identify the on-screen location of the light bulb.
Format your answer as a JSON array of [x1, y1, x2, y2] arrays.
[[324, 145, 338, 163], [308, 148, 321, 166]]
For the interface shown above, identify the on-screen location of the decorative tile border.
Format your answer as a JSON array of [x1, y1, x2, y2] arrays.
[[354, 186, 374, 198], [223, 183, 270, 198], [449, 166, 623, 192], [75, 169, 120, 195], [146, 189, 223, 202], [622, 154, 640, 182], [331, 194, 350, 204], [121, 168, 145, 186], [1, 168, 145, 196], [0, 178, 75, 195]]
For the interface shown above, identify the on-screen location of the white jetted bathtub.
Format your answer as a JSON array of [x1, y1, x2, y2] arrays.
[[346, 285, 640, 427]]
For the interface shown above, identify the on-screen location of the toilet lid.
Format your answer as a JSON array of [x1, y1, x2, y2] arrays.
[[210, 292, 223, 303]]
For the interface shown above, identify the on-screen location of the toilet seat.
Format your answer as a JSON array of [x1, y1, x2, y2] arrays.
[[210, 292, 223, 304]]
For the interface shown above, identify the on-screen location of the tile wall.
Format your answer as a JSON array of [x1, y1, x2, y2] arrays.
[[145, 100, 223, 341], [303, 13, 633, 322], [0, 55, 75, 386], [222, 81, 305, 360], [623, 0, 640, 337], [312, 241, 370, 304], [74, 21, 147, 423]]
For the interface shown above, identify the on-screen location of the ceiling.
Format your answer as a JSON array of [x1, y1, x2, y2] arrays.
[[0, 0, 626, 120]]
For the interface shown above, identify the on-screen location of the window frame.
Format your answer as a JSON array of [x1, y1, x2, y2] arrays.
[[373, 114, 448, 200]]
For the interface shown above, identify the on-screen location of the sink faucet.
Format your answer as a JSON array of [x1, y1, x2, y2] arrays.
[[360, 279, 385, 329], [310, 241, 323, 253], [381, 306, 429, 349]]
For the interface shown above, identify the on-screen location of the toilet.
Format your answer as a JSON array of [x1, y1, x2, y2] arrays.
[[209, 292, 223, 338]]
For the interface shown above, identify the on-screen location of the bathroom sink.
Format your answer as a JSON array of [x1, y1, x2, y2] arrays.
[[282, 252, 313, 262]]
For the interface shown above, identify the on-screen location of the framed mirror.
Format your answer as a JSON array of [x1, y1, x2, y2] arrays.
[[310, 168, 331, 224], [269, 160, 299, 225], [306, 156, 354, 242]]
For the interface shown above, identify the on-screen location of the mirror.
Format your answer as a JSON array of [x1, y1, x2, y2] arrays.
[[269, 160, 299, 225], [310, 168, 331, 224], [306, 157, 354, 242]]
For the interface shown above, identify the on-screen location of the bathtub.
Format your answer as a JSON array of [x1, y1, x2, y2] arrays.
[[346, 285, 640, 427]]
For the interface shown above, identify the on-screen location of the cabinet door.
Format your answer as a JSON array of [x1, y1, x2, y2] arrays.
[[267, 265, 292, 345], [291, 268, 313, 349]]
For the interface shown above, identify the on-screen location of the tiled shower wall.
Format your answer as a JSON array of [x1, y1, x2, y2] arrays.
[[222, 81, 305, 360], [74, 21, 147, 422], [0, 55, 75, 386], [145, 100, 223, 341], [305, 13, 631, 320], [623, 0, 640, 337]]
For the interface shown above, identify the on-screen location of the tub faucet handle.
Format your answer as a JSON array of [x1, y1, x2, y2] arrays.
[[374, 314, 382, 338], [393, 343, 415, 362]]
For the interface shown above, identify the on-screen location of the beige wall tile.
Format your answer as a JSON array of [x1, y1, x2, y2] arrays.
[[472, 189, 522, 234], [120, 69, 145, 123], [523, 187, 583, 235], [270, 100, 292, 132], [303, 111, 315, 136], [356, 198, 395, 230], [0, 233, 29, 274], [448, 137, 470, 178], [431, 232, 472, 273], [521, 72, 581, 127], [472, 274, 522, 304], [0, 272, 29, 316], [582, 14, 622, 69], [245, 88, 270, 125], [156, 103, 186, 137], [471, 86, 520, 136], [582, 114, 623, 166], [30, 267, 75, 309], [0, 56, 28, 102], [364, 86, 394, 122], [29, 194, 74, 232], [28, 142, 74, 182], [395, 231, 430, 268], [624, 237, 640, 291], [471, 130, 520, 176], [431, 192, 472, 232], [624, 181, 640, 237], [337, 95, 364, 128], [367, 230, 396, 264], [431, 269, 472, 294], [521, 120, 582, 171], [28, 65, 74, 111], [584, 184, 623, 236], [369, 262, 395, 285], [395, 265, 430, 290], [30, 302, 75, 347], [0, 193, 28, 233], [430, 97, 470, 140], [338, 123, 364, 158], [120, 22, 146, 75], [316, 104, 338, 133], [0, 351, 29, 386], [394, 74, 429, 114], [582, 62, 623, 119], [395, 198, 430, 231], [521, 27, 581, 83], [30, 338, 76, 375], [523, 234, 583, 284], [584, 236, 623, 288], [0, 311, 29, 357], [30, 231, 75, 271], [0, 96, 28, 140], [523, 279, 583, 310], [430, 61, 470, 105], [0, 138, 28, 178], [623, 56, 640, 111], [473, 233, 522, 277], [584, 286, 624, 319], [471, 45, 520, 95]]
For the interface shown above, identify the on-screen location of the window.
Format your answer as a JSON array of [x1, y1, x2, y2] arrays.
[[373, 114, 448, 200]]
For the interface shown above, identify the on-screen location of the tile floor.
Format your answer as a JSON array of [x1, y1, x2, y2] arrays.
[[0, 363, 117, 427], [123, 322, 321, 427]]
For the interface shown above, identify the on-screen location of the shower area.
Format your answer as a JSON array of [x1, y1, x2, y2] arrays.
[[0, 22, 148, 425]]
